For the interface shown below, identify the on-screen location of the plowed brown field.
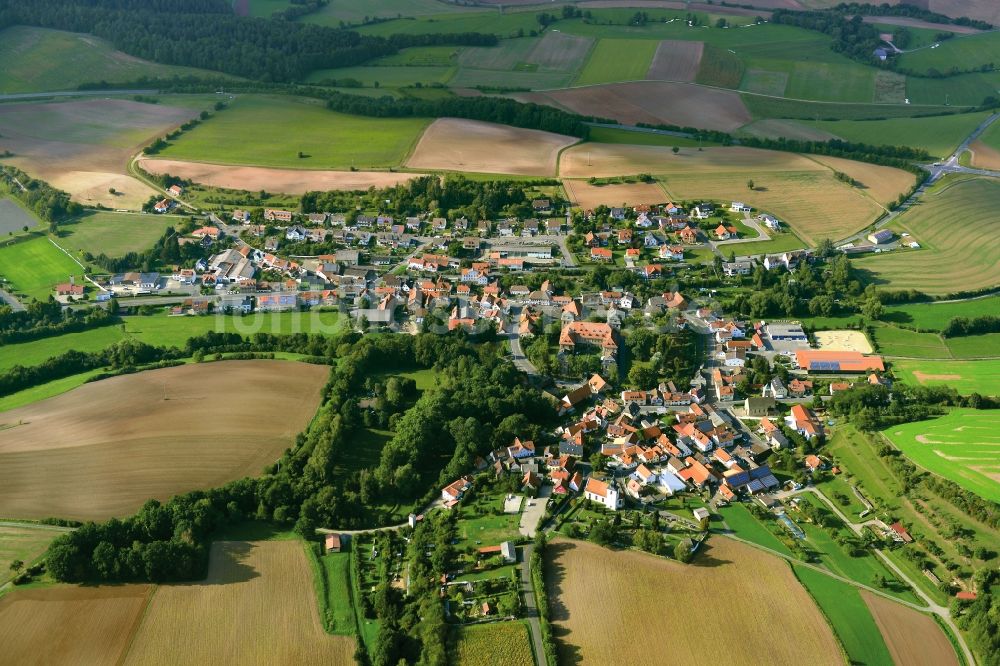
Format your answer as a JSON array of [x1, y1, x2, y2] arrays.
[[0, 360, 329, 520], [860, 590, 959, 666], [140, 158, 426, 194]]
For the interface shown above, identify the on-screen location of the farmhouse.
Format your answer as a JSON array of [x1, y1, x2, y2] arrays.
[[55, 282, 84, 297], [442, 476, 472, 503], [153, 198, 171, 213], [794, 350, 885, 373], [325, 533, 342, 553], [584, 477, 623, 511]]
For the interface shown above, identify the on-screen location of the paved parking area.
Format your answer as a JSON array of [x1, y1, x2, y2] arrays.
[[519, 485, 551, 537]]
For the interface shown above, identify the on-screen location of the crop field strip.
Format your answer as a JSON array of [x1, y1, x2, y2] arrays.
[[0, 361, 330, 520], [853, 176, 1000, 295], [455, 620, 535, 666], [545, 537, 842, 665], [574, 39, 659, 86], [792, 564, 894, 666]]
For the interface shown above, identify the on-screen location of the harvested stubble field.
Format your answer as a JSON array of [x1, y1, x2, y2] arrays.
[[562, 179, 665, 210], [647, 39, 704, 82], [853, 176, 1000, 295], [0, 99, 197, 209], [739, 118, 839, 142], [805, 154, 916, 207], [860, 590, 959, 666], [140, 158, 425, 194], [560, 144, 901, 244], [518, 81, 751, 132], [406, 118, 577, 176], [545, 538, 841, 665], [124, 540, 354, 665], [0, 584, 153, 665], [0, 360, 329, 520], [814, 330, 874, 354]]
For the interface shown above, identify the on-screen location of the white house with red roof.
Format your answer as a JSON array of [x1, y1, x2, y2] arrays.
[[584, 477, 623, 511]]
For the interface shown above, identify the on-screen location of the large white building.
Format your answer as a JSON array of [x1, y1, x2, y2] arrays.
[[584, 478, 623, 511]]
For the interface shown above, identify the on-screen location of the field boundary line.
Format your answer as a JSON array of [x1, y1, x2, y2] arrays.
[[116, 583, 157, 666], [787, 562, 858, 666], [47, 236, 106, 292]]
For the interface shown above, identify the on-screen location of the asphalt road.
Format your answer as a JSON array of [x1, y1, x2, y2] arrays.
[[517, 543, 547, 666], [0, 89, 157, 101]]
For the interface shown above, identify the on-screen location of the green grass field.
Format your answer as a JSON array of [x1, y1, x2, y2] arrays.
[[723, 231, 806, 257], [716, 503, 792, 556], [905, 70, 1000, 107], [899, 31, 1000, 77], [574, 39, 658, 86], [313, 550, 354, 636], [883, 409, 1000, 503], [801, 112, 989, 158], [884, 295, 1000, 331], [0, 525, 61, 586], [792, 564, 893, 666], [0, 311, 344, 373], [853, 176, 1000, 295], [56, 212, 178, 258], [872, 323, 1000, 360], [0, 235, 86, 301], [157, 95, 430, 169], [299, 0, 487, 25], [892, 359, 1000, 396], [0, 26, 228, 93], [0, 370, 104, 413], [355, 11, 541, 38]]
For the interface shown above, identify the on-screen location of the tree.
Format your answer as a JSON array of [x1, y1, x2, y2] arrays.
[[747, 179, 755, 190], [9, 559, 23, 576], [861, 295, 884, 320], [671, 146, 680, 155], [674, 539, 694, 563]]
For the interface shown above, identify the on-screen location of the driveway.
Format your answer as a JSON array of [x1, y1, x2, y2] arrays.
[[519, 485, 551, 537]]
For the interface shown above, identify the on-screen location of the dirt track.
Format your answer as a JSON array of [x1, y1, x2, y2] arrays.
[[0, 360, 329, 520], [140, 158, 427, 194]]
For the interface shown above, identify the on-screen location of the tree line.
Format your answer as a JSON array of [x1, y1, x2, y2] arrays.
[[0, 0, 496, 82], [0, 298, 118, 345], [302, 173, 554, 221], [941, 315, 1000, 338]]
